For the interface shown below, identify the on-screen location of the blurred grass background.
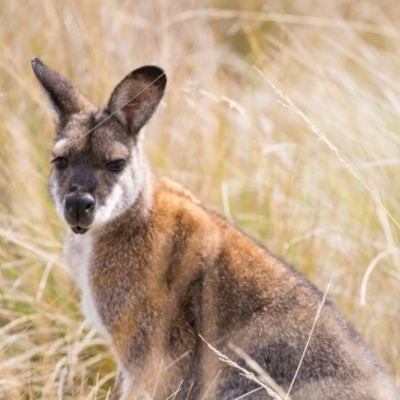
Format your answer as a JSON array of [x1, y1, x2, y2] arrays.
[[0, 0, 400, 398]]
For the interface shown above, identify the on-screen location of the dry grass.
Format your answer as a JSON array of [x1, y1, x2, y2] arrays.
[[1, 0, 400, 398]]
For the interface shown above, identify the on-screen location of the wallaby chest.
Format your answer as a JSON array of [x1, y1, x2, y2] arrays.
[[64, 232, 112, 342]]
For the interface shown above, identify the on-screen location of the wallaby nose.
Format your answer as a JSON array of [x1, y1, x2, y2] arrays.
[[64, 194, 95, 228]]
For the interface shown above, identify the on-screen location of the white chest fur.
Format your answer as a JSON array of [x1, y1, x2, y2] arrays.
[[64, 232, 112, 342]]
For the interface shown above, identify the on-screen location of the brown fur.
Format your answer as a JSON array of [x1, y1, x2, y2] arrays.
[[32, 58, 400, 399]]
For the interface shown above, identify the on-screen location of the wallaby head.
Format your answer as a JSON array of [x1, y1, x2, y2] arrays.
[[31, 58, 166, 234]]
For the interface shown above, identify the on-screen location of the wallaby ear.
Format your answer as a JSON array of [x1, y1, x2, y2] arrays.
[[107, 66, 166, 135], [31, 57, 94, 123]]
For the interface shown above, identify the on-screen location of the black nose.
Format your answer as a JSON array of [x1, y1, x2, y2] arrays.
[[64, 194, 95, 227]]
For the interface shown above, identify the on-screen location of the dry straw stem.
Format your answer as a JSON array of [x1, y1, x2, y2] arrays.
[[86, 372, 115, 400], [360, 247, 400, 306], [0, 226, 65, 270], [227, 343, 291, 400], [165, 380, 183, 400], [253, 65, 400, 233], [284, 279, 332, 399], [199, 334, 287, 400]]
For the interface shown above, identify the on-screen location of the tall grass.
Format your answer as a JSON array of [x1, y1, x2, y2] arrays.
[[0, 0, 399, 398]]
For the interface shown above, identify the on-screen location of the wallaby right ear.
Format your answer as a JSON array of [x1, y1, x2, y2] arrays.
[[31, 57, 93, 123], [107, 65, 166, 135]]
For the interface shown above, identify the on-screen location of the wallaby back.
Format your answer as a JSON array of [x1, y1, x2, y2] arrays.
[[32, 58, 400, 400]]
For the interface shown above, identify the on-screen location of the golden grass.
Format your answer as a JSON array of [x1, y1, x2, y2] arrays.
[[0, 0, 400, 398]]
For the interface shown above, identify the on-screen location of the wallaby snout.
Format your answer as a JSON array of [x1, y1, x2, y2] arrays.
[[64, 193, 95, 234]]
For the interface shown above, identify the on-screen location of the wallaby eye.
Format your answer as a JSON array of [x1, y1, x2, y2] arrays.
[[52, 157, 68, 170], [107, 159, 126, 173]]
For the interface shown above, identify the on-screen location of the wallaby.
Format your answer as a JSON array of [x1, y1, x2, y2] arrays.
[[32, 57, 399, 400]]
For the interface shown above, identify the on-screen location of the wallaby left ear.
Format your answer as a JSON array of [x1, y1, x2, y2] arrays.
[[107, 66, 166, 135], [31, 57, 94, 124]]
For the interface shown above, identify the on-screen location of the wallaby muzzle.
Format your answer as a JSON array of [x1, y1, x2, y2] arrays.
[[64, 193, 95, 234]]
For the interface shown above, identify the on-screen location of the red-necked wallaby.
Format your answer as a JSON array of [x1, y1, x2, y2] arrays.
[[32, 58, 399, 400]]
